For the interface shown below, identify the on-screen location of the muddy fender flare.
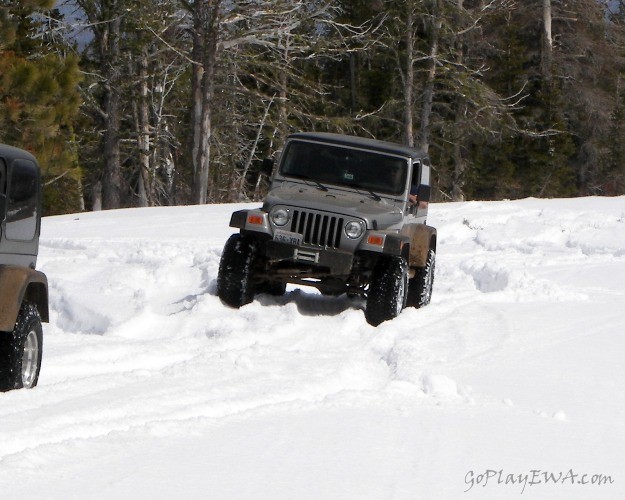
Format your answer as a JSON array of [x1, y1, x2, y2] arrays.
[[408, 225, 437, 268], [0, 266, 48, 332]]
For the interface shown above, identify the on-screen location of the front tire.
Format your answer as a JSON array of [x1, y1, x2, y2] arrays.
[[217, 234, 258, 308], [0, 303, 43, 391], [365, 257, 408, 326]]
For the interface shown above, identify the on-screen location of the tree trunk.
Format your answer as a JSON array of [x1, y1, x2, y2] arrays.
[[452, 0, 466, 201], [418, 0, 443, 154], [239, 98, 273, 195], [191, 0, 220, 205], [404, 8, 415, 147], [92, 181, 102, 211], [101, 12, 122, 209], [138, 46, 151, 207], [451, 123, 466, 201], [542, 0, 553, 84], [350, 53, 357, 113], [277, 34, 291, 146]]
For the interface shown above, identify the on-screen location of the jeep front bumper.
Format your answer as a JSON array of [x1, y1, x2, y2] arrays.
[[263, 241, 354, 275]]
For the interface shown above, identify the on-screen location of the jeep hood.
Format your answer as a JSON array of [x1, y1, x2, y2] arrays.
[[264, 183, 404, 229]]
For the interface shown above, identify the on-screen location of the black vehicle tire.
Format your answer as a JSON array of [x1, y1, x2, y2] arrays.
[[406, 249, 435, 308], [0, 303, 43, 392], [217, 234, 258, 308], [365, 256, 408, 327]]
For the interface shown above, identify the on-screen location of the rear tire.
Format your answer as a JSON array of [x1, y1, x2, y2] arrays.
[[0, 303, 43, 391], [406, 249, 435, 308], [365, 257, 408, 326], [217, 234, 258, 308]]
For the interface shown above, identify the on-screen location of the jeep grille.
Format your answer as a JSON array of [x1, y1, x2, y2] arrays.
[[290, 209, 344, 248]]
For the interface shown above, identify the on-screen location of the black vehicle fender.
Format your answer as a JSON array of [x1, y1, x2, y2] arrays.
[[229, 209, 272, 236], [229, 210, 249, 229], [0, 265, 48, 332], [381, 234, 411, 259]]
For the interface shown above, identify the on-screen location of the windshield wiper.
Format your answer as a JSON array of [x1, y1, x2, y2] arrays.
[[351, 183, 382, 201], [288, 174, 328, 191]]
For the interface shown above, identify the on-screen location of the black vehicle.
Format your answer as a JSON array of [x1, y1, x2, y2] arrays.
[[0, 144, 48, 391], [217, 133, 436, 326]]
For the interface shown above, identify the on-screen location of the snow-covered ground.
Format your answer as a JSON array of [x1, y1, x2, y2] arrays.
[[1, 197, 624, 499]]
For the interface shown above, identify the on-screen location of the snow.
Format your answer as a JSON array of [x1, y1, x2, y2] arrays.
[[1, 196, 625, 499]]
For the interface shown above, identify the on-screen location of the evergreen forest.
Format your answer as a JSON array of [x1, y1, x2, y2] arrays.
[[1, 0, 625, 215]]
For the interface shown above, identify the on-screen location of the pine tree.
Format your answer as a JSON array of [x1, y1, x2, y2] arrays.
[[467, 0, 616, 199], [605, 1, 625, 194], [0, 0, 83, 215]]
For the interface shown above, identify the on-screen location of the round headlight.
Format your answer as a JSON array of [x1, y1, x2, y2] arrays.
[[271, 208, 290, 226], [344, 220, 365, 239]]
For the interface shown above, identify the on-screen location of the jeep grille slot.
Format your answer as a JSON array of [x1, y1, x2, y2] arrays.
[[290, 210, 344, 248]]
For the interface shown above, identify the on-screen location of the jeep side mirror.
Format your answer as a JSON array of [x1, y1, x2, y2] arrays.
[[417, 184, 431, 202], [261, 158, 274, 177]]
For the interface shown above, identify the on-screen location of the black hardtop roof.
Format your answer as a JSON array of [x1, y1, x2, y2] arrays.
[[287, 132, 427, 160], [0, 143, 38, 164]]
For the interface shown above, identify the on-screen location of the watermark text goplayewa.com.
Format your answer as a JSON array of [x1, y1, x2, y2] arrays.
[[465, 469, 614, 494]]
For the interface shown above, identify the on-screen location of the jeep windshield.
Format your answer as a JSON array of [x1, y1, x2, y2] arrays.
[[279, 140, 407, 196]]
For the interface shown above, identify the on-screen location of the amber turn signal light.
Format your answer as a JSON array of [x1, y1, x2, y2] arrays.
[[247, 215, 264, 225]]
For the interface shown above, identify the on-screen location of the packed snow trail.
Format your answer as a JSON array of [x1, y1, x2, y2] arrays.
[[0, 198, 623, 499]]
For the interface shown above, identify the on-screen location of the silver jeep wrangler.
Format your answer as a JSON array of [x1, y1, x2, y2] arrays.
[[217, 132, 436, 326]]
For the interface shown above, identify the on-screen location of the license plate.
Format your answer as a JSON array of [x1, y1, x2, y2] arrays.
[[273, 229, 302, 246]]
